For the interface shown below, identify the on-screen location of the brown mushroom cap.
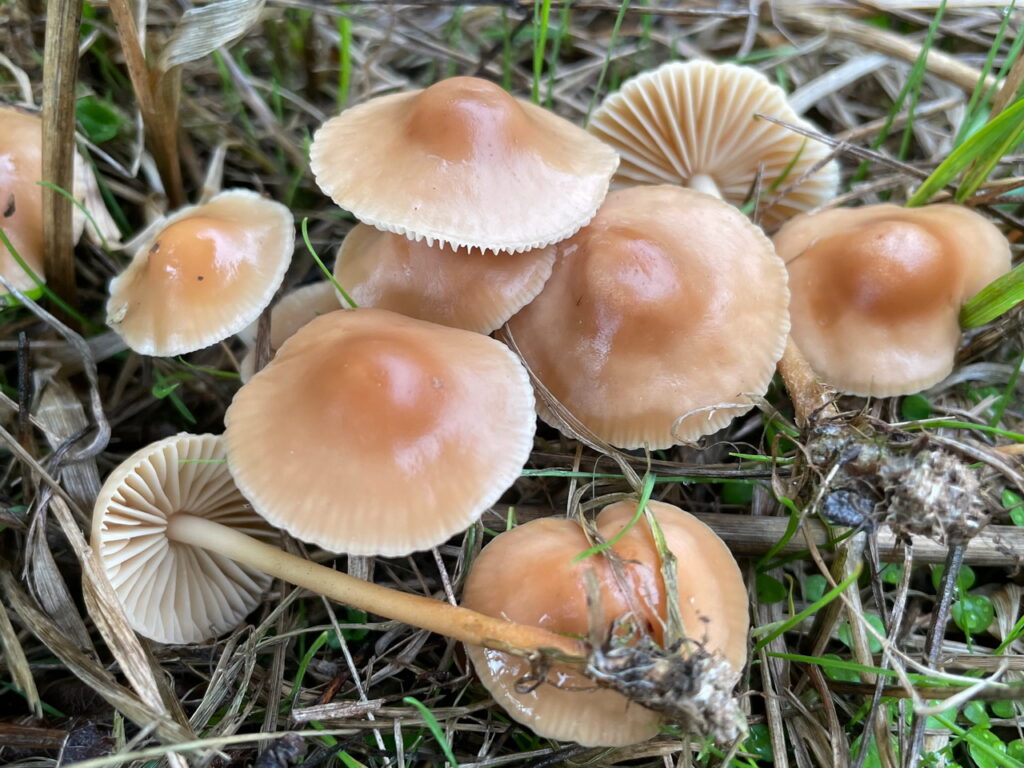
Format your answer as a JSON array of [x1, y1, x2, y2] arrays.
[[91, 433, 276, 644], [587, 60, 839, 230], [462, 500, 748, 746], [506, 185, 789, 449], [106, 189, 294, 356], [224, 308, 536, 556], [774, 203, 1011, 397], [309, 77, 619, 253], [0, 106, 86, 294], [333, 224, 556, 334]]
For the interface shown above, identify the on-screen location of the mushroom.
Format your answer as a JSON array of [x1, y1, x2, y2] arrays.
[[333, 223, 556, 334], [0, 105, 87, 295], [587, 60, 838, 230], [224, 308, 537, 556], [773, 203, 1011, 397], [309, 76, 619, 253], [505, 185, 789, 448], [461, 500, 749, 746], [106, 189, 294, 357], [91, 433, 276, 644]]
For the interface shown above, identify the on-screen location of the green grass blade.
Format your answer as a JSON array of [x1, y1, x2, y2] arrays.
[[337, 10, 352, 109], [961, 262, 1024, 328], [752, 565, 861, 652], [898, 1, 948, 160], [531, 0, 553, 104], [931, 714, 1024, 768], [300, 216, 357, 308], [952, 0, 1016, 147], [572, 473, 656, 563], [403, 696, 460, 767], [584, 0, 631, 125]]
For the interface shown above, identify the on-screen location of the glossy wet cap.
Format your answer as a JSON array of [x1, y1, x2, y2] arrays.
[[462, 500, 748, 746], [106, 189, 294, 356], [333, 224, 555, 334], [310, 77, 619, 253], [774, 203, 1011, 396], [238, 281, 343, 381], [506, 185, 789, 448], [91, 433, 276, 644], [224, 308, 536, 556], [0, 106, 86, 294], [588, 60, 838, 230]]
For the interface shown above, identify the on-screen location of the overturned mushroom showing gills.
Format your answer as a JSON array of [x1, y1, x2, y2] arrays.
[[333, 224, 556, 333], [588, 60, 838, 230], [91, 433, 276, 644], [106, 189, 294, 356], [224, 308, 536, 556], [506, 185, 789, 448], [774, 203, 1011, 397], [310, 76, 619, 253], [462, 500, 749, 746], [0, 105, 87, 295]]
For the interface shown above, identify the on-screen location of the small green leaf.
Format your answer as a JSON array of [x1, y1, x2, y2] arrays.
[[991, 700, 1017, 719], [1002, 490, 1024, 526], [901, 394, 932, 421], [743, 724, 774, 762], [965, 699, 990, 726], [821, 652, 860, 683], [757, 574, 787, 604], [1008, 739, 1024, 762], [721, 480, 754, 506], [837, 613, 886, 653], [931, 563, 975, 593], [952, 594, 995, 635], [967, 725, 1007, 768], [803, 574, 827, 603], [880, 563, 904, 585], [76, 95, 124, 143], [961, 261, 1024, 328]]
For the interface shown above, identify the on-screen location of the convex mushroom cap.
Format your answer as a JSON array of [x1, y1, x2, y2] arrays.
[[310, 76, 619, 253], [334, 224, 555, 334], [461, 500, 749, 746], [774, 203, 1011, 397], [106, 189, 294, 356], [91, 433, 276, 644], [506, 185, 789, 448], [224, 308, 536, 556], [588, 60, 838, 230], [0, 105, 87, 294]]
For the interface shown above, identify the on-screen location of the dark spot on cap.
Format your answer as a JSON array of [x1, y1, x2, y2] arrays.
[[149, 241, 160, 254], [3, 194, 15, 218], [197, 275, 205, 281]]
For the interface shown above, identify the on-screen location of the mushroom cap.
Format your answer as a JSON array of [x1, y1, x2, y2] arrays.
[[462, 500, 748, 746], [91, 433, 276, 644], [506, 185, 790, 449], [238, 281, 343, 381], [333, 224, 556, 334], [0, 106, 86, 294], [309, 77, 619, 253], [774, 203, 1011, 397], [224, 308, 536, 556], [587, 60, 839, 230], [106, 189, 294, 357]]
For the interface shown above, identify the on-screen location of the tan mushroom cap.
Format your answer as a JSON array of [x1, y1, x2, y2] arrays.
[[107, 189, 294, 356], [238, 281, 342, 381], [588, 60, 839, 230], [774, 203, 1011, 397], [310, 77, 619, 253], [334, 224, 555, 334], [91, 433, 276, 644], [506, 185, 789, 449], [0, 106, 86, 294], [462, 500, 748, 747], [224, 308, 536, 556]]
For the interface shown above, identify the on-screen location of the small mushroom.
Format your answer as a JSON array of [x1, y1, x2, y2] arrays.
[[91, 433, 276, 644], [224, 308, 536, 556], [773, 203, 1011, 396], [0, 105, 87, 294], [106, 189, 294, 357], [506, 185, 789, 448], [333, 223, 556, 334], [461, 500, 749, 746], [587, 60, 838, 229], [310, 76, 619, 253]]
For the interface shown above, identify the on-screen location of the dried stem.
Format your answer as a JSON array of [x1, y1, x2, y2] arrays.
[[777, 338, 839, 428]]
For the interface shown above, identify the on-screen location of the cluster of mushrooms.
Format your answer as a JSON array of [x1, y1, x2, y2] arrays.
[[1, 59, 1014, 749]]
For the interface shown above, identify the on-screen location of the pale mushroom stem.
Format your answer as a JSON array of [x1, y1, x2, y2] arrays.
[[687, 173, 723, 199], [166, 513, 586, 659], [777, 337, 840, 428]]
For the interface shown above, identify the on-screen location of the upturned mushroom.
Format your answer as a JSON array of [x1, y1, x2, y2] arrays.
[[106, 189, 294, 357], [506, 185, 789, 448], [773, 203, 1011, 397], [462, 500, 749, 746], [310, 76, 619, 253], [587, 60, 838, 230]]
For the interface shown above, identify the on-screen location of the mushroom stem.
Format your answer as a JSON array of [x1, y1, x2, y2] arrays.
[[165, 513, 586, 660], [777, 337, 839, 428], [687, 173, 723, 200]]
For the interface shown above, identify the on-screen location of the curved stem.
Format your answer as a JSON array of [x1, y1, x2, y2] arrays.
[[777, 337, 839, 429], [688, 173, 723, 200], [166, 514, 586, 660]]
